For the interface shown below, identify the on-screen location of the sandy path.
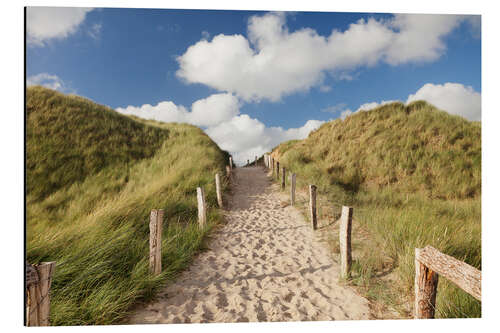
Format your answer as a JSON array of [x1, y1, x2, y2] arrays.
[[128, 166, 370, 324]]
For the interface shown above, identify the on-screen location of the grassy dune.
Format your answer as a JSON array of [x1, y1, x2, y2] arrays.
[[26, 86, 230, 325], [271, 101, 481, 318]]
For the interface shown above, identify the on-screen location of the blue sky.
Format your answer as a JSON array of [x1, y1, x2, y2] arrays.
[[26, 7, 481, 164]]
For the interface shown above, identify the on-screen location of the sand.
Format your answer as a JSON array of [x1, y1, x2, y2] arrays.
[[127, 166, 371, 324]]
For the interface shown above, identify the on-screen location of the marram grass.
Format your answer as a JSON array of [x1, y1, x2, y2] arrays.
[[272, 101, 481, 318], [27, 86, 230, 325]]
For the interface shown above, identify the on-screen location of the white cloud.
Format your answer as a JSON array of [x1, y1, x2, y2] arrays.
[[116, 100, 190, 123], [338, 82, 481, 121], [327, 100, 397, 119], [384, 14, 462, 65], [177, 12, 470, 102], [356, 100, 397, 112], [206, 115, 324, 165], [27, 7, 93, 46], [117, 93, 323, 165], [189, 93, 240, 126], [116, 93, 239, 127], [407, 83, 481, 121], [27, 73, 73, 93]]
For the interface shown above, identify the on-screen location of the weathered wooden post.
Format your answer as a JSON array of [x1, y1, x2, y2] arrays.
[[413, 245, 481, 319], [255, 156, 257, 165], [226, 165, 231, 178], [276, 161, 280, 180], [290, 173, 296, 205], [339, 206, 353, 279], [281, 167, 286, 189], [271, 157, 274, 173], [26, 261, 56, 326], [414, 248, 439, 319], [149, 209, 164, 275], [309, 185, 317, 230], [215, 173, 223, 208], [197, 187, 207, 227]]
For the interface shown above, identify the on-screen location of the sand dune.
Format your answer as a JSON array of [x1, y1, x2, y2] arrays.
[[128, 166, 370, 324]]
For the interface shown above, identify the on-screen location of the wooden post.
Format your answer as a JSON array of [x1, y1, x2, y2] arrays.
[[229, 156, 233, 170], [276, 161, 280, 180], [416, 245, 481, 301], [26, 262, 56, 326], [197, 187, 207, 227], [215, 173, 223, 208], [414, 248, 439, 319], [255, 156, 257, 165], [309, 185, 317, 230], [271, 157, 274, 173], [226, 165, 231, 178], [281, 167, 286, 189], [339, 206, 353, 279], [290, 173, 296, 205], [149, 209, 164, 275], [247, 159, 249, 166]]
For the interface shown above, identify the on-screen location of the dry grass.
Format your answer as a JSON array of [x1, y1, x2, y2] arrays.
[[26, 87, 230, 325], [269, 101, 481, 318]]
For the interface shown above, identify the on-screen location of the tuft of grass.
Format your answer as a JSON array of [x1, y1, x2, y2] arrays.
[[270, 101, 481, 318], [27, 86, 230, 325]]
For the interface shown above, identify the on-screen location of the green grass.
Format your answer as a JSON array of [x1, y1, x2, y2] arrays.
[[270, 101, 481, 318], [26, 86, 230, 325]]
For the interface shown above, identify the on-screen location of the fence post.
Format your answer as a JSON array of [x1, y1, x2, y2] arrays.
[[271, 157, 274, 173], [290, 173, 296, 205], [26, 262, 56, 326], [197, 187, 207, 227], [276, 161, 280, 180], [215, 173, 223, 208], [255, 156, 257, 165], [309, 185, 317, 230], [229, 156, 233, 170], [149, 209, 164, 275], [281, 167, 286, 189], [339, 206, 353, 279], [226, 165, 231, 178], [414, 248, 439, 319]]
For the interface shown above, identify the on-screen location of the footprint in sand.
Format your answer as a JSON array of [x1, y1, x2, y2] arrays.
[[127, 166, 371, 324]]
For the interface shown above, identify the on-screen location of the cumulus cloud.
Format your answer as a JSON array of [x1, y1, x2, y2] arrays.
[[338, 82, 481, 121], [116, 93, 240, 127], [190, 93, 241, 126], [117, 93, 323, 165], [27, 7, 93, 46], [206, 116, 324, 165], [27, 73, 74, 93], [407, 83, 481, 121], [177, 12, 471, 102]]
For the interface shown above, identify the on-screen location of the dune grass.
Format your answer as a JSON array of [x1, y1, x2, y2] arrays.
[[26, 87, 230, 325], [270, 101, 481, 318]]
